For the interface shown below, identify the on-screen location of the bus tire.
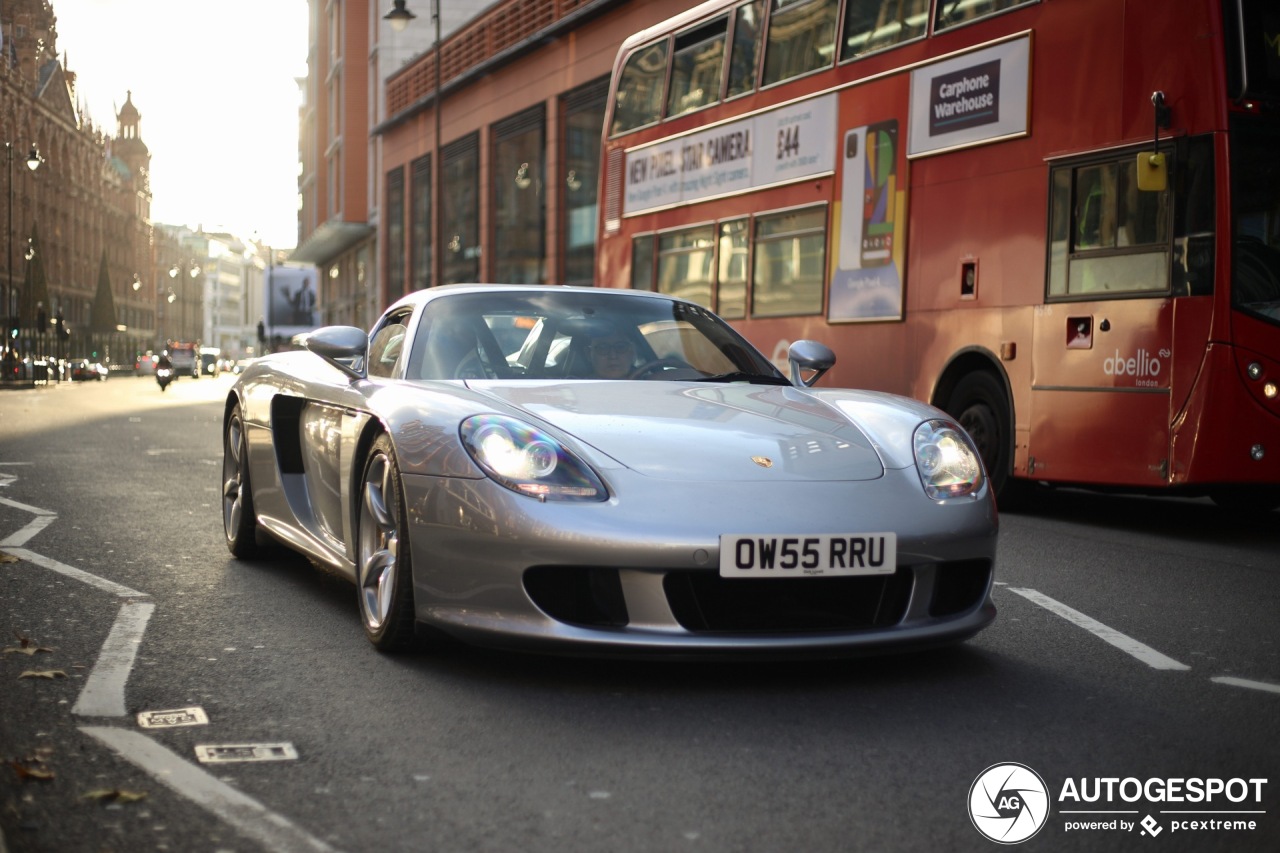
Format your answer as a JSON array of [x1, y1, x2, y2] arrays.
[[946, 371, 1024, 508]]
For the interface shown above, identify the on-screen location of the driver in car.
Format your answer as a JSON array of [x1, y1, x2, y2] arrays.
[[587, 331, 637, 379]]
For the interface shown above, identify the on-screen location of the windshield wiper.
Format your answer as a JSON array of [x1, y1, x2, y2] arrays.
[[694, 371, 791, 385]]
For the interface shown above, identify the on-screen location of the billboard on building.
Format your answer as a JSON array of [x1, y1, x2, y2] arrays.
[[263, 265, 319, 344]]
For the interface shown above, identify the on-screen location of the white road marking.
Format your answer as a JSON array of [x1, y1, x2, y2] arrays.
[[2, 547, 146, 597], [0, 513, 57, 547], [0, 494, 56, 518], [1211, 676, 1280, 695], [1006, 587, 1190, 671], [81, 727, 343, 853], [73, 599, 156, 717]]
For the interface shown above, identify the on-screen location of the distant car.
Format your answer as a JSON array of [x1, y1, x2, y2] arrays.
[[222, 285, 997, 658], [69, 358, 108, 382], [135, 354, 157, 375]]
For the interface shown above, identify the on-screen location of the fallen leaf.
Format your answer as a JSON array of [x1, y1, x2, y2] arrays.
[[18, 670, 68, 679], [7, 761, 54, 782], [84, 788, 148, 803], [0, 552, 17, 564], [3, 646, 54, 656]]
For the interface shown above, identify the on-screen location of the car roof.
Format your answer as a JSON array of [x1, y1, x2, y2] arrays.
[[385, 284, 694, 314]]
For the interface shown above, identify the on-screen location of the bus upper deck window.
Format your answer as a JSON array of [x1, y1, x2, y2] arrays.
[[727, 1, 764, 99], [611, 41, 669, 136], [842, 0, 929, 61], [668, 17, 728, 118], [762, 0, 839, 87], [934, 0, 1037, 31]]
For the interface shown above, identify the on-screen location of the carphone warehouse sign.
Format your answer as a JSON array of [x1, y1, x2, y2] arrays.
[[909, 35, 1030, 157]]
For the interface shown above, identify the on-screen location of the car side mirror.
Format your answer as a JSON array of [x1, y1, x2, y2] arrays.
[[302, 325, 370, 380], [787, 340, 835, 387]]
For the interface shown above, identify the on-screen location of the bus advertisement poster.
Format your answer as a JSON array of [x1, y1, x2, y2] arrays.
[[623, 94, 837, 216], [830, 119, 905, 323]]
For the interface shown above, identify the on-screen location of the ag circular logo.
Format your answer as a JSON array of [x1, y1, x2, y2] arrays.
[[969, 763, 1050, 844]]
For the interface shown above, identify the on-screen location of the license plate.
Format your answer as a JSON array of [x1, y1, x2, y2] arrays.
[[719, 533, 897, 578]]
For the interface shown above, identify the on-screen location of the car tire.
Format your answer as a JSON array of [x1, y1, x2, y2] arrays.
[[947, 371, 1027, 508], [356, 434, 418, 651], [222, 404, 261, 558]]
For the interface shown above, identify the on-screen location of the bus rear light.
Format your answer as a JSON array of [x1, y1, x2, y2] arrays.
[[1251, 444, 1265, 462], [1247, 361, 1263, 380], [1265, 382, 1277, 400]]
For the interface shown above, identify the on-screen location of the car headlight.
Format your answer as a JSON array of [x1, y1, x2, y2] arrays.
[[913, 419, 984, 500], [461, 414, 607, 502]]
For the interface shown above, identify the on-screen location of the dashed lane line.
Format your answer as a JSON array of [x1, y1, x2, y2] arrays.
[[1005, 586, 1190, 671], [1211, 676, 1280, 695]]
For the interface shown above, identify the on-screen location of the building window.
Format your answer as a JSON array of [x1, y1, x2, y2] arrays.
[[442, 134, 480, 285], [493, 107, 546, 284], [410, 154, 432, 291], [386, 166, 406, 303], [752, 206, 827, 317], [562, 78, 608, 285]]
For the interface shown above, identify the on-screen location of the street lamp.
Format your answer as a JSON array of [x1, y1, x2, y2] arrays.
[[169, 259, 200, 342], [384, 0, 416, 30], [5, 142, 40, 375]]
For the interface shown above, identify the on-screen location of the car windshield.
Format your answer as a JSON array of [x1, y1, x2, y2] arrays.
[[404, 290, 788, 383]]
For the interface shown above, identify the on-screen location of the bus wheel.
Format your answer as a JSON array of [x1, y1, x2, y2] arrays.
[[1209, 485, 1280, 515], [947, 371, 1021, 507]]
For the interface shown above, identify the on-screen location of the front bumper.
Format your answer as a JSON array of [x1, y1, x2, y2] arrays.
[[401, 467, 998, 658]]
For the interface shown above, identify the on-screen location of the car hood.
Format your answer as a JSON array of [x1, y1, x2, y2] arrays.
[[470, 381, 887, 482]]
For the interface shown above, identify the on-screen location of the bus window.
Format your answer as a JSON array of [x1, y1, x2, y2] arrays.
[[632, 234, 656, 290], [658, 226, 716, 308], [1048, 156, 1170, 297], [1230, 117, 1280, 319], [668, 17, 729, 118], [611, 41, 669, 135], [933, 0, 1037, 31], [752, 206, 827, 316], [727, 1, 764, 99], [1172, 136, 1214, 298], [842, 0, 929, 61], [718, 219, 749, 319], [762, 0, 839, 87]]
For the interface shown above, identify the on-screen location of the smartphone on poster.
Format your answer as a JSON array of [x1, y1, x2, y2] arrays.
[[861, 119, 898, 267]]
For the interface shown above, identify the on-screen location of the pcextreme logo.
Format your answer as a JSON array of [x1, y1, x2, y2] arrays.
[[969, 764, 1270, 844]]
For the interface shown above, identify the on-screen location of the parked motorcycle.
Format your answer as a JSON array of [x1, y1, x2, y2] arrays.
[[156, 366, 173, 392]]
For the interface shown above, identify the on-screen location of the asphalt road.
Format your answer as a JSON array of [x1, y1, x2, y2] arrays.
[[1, 374, 1277, 852]]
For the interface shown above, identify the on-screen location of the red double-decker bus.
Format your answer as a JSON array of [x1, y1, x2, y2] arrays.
[[597, 0, 1280, 509]]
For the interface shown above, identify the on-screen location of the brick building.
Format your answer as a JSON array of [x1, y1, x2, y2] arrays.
[[294, 0, 687, 326]]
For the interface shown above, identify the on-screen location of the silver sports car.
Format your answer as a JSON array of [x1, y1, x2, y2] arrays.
[[222, 285, 997, 657]]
